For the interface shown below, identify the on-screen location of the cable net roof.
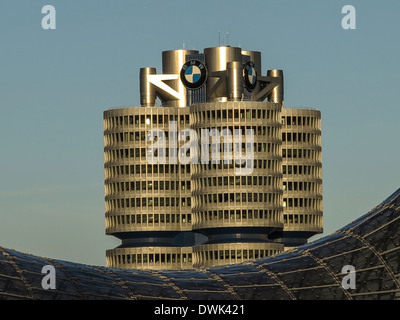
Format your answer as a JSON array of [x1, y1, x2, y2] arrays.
[[1, 188, 400, 300]]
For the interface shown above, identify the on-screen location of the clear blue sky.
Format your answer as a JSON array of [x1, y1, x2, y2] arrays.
[[0, 0, 399, 266]]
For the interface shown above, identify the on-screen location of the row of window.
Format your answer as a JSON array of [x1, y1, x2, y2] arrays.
[[108, 252, 193, 267], [202, 142, 280, 157], [192, 108, 279, 123], [281, 115, 319, 127], [192, 125, 281, 140], [193, 159, 281, 172], [104, 114, 189, 130], [282, 132, 320, 144], [194, 192, 280, 206], [106, 191, 283, 211], [194, 248, 281, 265], [106, 196, 192, 211], [104, 125, 281, 147], [106, 179, 318, 195], [106, 212, 322, 229], [104, 142, 320, 165], [283, 197, 322, 209], [104, 113, 319, 132], [105, 180, 191, 195], [104, 159, 281, 180], [282, 165, 321, 176], [193, 175, 280, 190], [104, 107, 282, 131], [283, 213, 322, 225], [193, 209, 281, 224], [106, 180, 319, 195], [104, 141, 280, 162], [105, 175, 280, 196], [283, 181, 321, 193], [105, 164, 191, 179], [282, 148, 321, 161], [106, 213, 192, 228]]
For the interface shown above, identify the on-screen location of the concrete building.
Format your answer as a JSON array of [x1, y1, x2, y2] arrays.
[[103, 45, 323, 269]]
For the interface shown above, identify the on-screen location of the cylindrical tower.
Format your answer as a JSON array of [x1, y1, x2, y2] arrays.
[[267, 69, 284, 104], [140, 67, 157, 107], [190, 101, 284, 267], [161, 49, 199, 107], [204, 46, 242, 102], [103, 106, 194, 269], [280, 108, 323, 248], [226, 61, 243, 101]]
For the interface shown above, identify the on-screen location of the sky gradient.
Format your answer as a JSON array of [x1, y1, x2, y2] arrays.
[[0, 0, 399, 266]]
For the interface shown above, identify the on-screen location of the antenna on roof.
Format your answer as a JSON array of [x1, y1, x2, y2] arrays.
[[218, 29, 221, 46]]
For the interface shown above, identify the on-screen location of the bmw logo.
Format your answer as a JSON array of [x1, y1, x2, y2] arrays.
[[244, 61, 257, 91], [180, 60, 208, 90]]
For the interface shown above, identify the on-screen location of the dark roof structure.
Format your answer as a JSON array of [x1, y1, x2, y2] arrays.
[[1, 188, 400, 300]]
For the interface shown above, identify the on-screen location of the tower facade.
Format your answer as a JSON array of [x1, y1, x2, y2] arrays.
[[104, 106, 194, 269], [281, 108, 323, 248], [103, 45, 323, 269], [190, 101, 284, 267]]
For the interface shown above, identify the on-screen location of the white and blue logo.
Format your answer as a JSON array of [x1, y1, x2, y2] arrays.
[[244, 61, 257, 91], [185, 65, 202, 83], [247, 66, 256, 85], [180, 60, 207, 90]]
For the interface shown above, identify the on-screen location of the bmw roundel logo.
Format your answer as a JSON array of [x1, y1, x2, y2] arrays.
[[244, 61, 257, 91], [180, 60, 208, 90]]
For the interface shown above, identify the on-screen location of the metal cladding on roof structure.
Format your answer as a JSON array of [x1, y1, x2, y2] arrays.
[[1, 188, 400, 300]]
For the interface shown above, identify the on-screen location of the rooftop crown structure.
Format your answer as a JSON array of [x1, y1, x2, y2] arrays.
[[103, 45, 323, 269]]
